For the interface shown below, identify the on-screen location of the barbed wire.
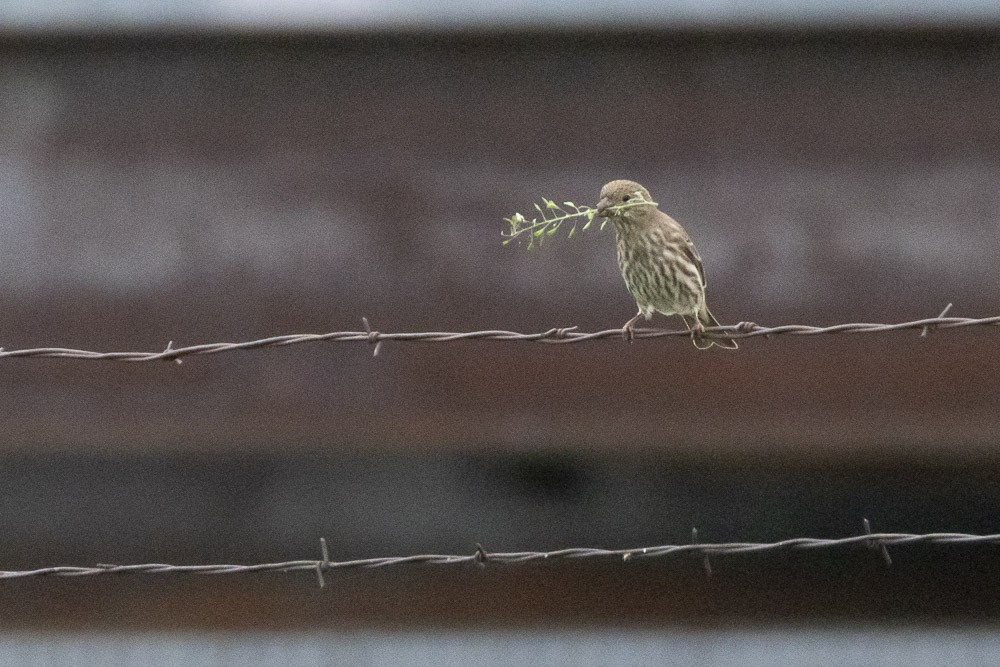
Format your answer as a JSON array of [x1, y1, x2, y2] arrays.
[[0, 305, 994, 363], [3, 527, 998, 586]]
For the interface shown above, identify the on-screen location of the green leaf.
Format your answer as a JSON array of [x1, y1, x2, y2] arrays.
[[567, 226, 576, 238]]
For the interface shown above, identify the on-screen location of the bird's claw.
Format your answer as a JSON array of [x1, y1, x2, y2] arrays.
[[621, 313, 643, 344]]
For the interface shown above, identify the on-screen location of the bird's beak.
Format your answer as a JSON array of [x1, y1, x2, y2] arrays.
[[596, 197, 611, 217]]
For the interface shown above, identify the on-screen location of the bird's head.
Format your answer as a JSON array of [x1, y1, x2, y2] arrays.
[[596, 180, 656, 219]]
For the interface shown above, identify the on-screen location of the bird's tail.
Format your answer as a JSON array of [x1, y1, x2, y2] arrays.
[[690, 306, 738, 350]]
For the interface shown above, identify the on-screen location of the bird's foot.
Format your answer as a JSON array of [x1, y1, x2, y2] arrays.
[[621, 313, 644, 344], [683, 316, 712, 350], [623, 322, 635, 344]]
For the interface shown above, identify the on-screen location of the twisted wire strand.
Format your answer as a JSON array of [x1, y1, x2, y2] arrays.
[[2, 531, 997, 581], [0, 309, 995, 363]]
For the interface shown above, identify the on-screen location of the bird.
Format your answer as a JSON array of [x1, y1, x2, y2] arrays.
[[595, 179, 737, 350]]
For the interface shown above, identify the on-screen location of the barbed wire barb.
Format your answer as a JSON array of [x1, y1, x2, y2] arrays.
[[2, 309, 999, 363], [693, 527, 713, 578], [361, 317, 382, 357], [162, 340, 182, 365], [921, 303, 953, 337], [864, 518, 893, 567], [474, 543, 489, 568], [0, 530, 996, 582], [316, 537, 331, 588]]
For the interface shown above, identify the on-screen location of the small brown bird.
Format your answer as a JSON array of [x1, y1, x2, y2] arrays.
[[596, 179, 737, 350]]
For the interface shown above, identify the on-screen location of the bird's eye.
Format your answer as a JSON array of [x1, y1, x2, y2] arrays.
[[622, 195, 631, 202]]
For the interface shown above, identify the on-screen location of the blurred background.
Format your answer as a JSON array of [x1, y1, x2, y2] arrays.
[[2, 0, 1000, 664]]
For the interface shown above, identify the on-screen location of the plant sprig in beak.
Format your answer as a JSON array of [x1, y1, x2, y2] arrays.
[[502, 195, 657, 249]]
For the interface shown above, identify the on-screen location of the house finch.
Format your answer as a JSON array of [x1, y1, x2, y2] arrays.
[[596, 179, 737, 350]]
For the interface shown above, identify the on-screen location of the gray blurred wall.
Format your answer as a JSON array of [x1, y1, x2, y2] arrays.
[[2, 31, 1000, 455], [1, 29, 1000, 630]]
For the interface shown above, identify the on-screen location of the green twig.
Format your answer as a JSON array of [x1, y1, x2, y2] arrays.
[[501, 195, 656, 249]]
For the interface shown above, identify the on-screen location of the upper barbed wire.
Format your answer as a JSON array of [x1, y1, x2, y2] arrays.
[[0, 306, 996, 363]]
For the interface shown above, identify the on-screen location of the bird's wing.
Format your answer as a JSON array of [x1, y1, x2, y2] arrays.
[[680, 236, 707, 288], [657, 211, 708, 288]]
